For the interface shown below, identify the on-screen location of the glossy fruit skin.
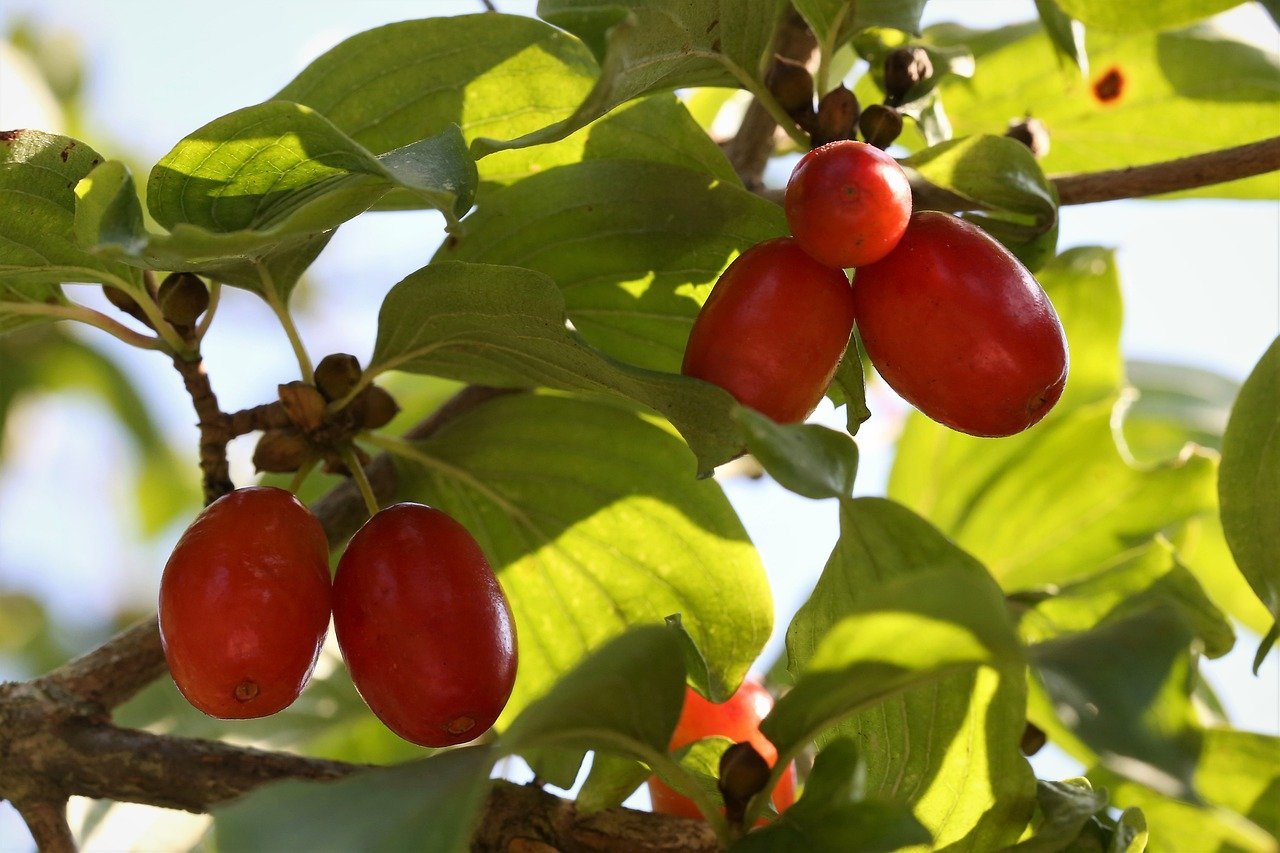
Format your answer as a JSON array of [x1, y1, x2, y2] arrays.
[[682, 237, 856, 423], [647, 680, 797, 821], [159, 486, 331, 719], [333, 503, 517, 748], [784, 140, 912, 269], [853, 211, 1069, 437]]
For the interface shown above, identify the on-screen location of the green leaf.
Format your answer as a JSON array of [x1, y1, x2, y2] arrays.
[[735, 407, 859, 500], [275, 14, 607, 193], [1121, 360, 1239, 464], [1218, 336, 1280, 664], [211, 747, 495, 853], [734, 741, 931, 853], [390, 394, 771, 724], [794, 0, 928, 56], [1035, 0, 1089, 73], [369, 260, 749, 474], [481, 1, 787, 155], [1110, 808, 1150, 853], [1053, 0, 1244, 32], [501, 625, 686, 758], [927, 24, 1280, 199], [1007, 778, 1109, 852], [1012, 538, 1235, 659], [831, 335, 871, 434], [1193, 729, 1280, 841], [779, 497, 1033, 850], [903, 134, 1058, 260], [576, 752, 651, 813], [666, 612, 723, 703], [661, 735, 735, 809], [0, 130, 142, 333], [1030, 607, 1202, 798], [436, 159, 785, 372]]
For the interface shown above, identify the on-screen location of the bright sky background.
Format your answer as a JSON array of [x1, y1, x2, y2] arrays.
[[0, 1, 1277, 849]]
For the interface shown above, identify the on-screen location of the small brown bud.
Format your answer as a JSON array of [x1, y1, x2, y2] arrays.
[[812, 85, 859, 148], [314, 353, 363, 402], [1005, 116, 1051, 159], [349, 385, 400, 430], [859, 104, 904, 150], [278, 381, 328, 432], [1020, 722, 1047, 756], [767, 56, 815, 119], [884, 47, 933, 106], [252, 429, 311, 473], [102, 286, 153, 327], [157, 272, 210, 327], [718, 741, 772, 824]]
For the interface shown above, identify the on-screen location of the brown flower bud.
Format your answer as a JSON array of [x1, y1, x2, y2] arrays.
[[1020, 722, 1047, 756], [349, 385, 400, 430], [812, 85, 859, 148], [884, 46, 933, 106], [859, 103, 904, 150], [314, 353, 363, 402], [767, 56, 815, 119], [278, 381, 328, 432], [252, 429, 311, 473], [102, 285, 153, 327], [718, 741, 772, 825], [157, 272, 210, 328], [1005, 116, 1051, 159]]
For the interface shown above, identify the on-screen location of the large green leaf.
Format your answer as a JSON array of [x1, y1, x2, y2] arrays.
[[389, 393, 771, 725], [926, 24, 1280, 198], [778, 498, 1033, 850], [368, 260, 747, 474], [0, 130, 143, 334], [211, 747, 496, 853], [485, 0, 787, 154], [734, 739, 931, 853], [1054, 0, 1245, 32], [1007, 778, 1110, 852], [736, 407, 859, 501], [1218, 336, 1280, 665], [794, 0, 927, 56], [435, 159, 785, 372], [1122, 360, 1239, 464], [1031, 607, 1202, 798], [1172, 513, 1275, 638]]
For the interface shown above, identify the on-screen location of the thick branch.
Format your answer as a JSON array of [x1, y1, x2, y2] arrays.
[[1051, 135, 1280, 205], [12, 797, 75, 853], [170, 355, 234, 503], [39, 617, 165, 711]]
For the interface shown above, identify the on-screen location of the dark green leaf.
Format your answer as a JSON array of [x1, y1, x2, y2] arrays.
[[780, 497, 1033, 849], [1030, 607, 1202, 798], [436, 159, 785, 372], [482, 1, 787, 155], [0, 130, 142, 333], [1013, 539, 1235, 659], [733, 739, 931, 852], [576, 752, 651, 813], [211, 747, 495, 853], [1053, 0, 1244, 32], [660, 735, 734, 810], [794, 0, 928, 59], [521, 747, 587, 790], [1007, 778, 1109, 852], [390, 394, 771, 724], [830, 334, 871, 434], [501, 625, 686, 758], [1035, 0, 1089, 73], [369, 260, 749, 474], [735, 407, 858, 500], [1218, 336, 1280, 666], [666, 613, 722, 703], [1109, 808, 1150, 853]]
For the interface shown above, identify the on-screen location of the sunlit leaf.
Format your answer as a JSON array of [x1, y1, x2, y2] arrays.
[[1054, 0, 1245, 33]]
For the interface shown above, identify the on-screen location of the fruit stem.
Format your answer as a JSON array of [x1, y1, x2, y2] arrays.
[[342, 445, 380, 518], [193, 279, 221, 343], [288, 457, 318, 496], [1, 299, 164, 350], [257, 262, 314, 384]]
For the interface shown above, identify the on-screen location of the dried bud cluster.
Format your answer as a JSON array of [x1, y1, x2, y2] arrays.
[[859, 104, 904, 150], [812, 86, 860, 148], [884, 46, 933, 106]]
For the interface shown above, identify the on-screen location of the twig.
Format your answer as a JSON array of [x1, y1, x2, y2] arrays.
[[12, 797, 76, 853], [170, 355, 235, 504], [39, 617, 166, 711], [1051, 135, 1280, 205]]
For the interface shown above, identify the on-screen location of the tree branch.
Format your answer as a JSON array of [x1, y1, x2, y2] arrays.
[[12, 797, 76, 853], [39, 617, 166, 711], [170, 355, 234, 503], [1050, 135, 1280, 204]]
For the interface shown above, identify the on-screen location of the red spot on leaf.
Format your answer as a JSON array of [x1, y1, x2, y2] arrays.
[[1092, 67, 1125, 104]]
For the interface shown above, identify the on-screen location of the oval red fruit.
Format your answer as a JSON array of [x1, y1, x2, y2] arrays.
[[785, 139, 912, 269], [682, 237, 856, 423], [853, 211, 1069, 436], [159, 486, 332, 719], [333, 503, 517, 747], [647, 680, 797, 821]]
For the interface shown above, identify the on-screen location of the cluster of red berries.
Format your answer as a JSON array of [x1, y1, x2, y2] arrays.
[[158, 486, 517, 748], [683, 140, 1069, 437]]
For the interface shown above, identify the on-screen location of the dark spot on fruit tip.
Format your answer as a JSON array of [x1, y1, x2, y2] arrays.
[[234, 680, 259, 702], [0, 129, 22, 143], [1092, 67, 1124, 104], [445, 715, 476, 735]]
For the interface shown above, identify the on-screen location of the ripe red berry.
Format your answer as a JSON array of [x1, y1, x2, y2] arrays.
[[853, 211, 1069, 436], [158, 486, 332, 719], [784, 140, 912, 269], [648, 680, 797, 820], [332, 503, 517, 747], [682, 237, 856, 423]]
